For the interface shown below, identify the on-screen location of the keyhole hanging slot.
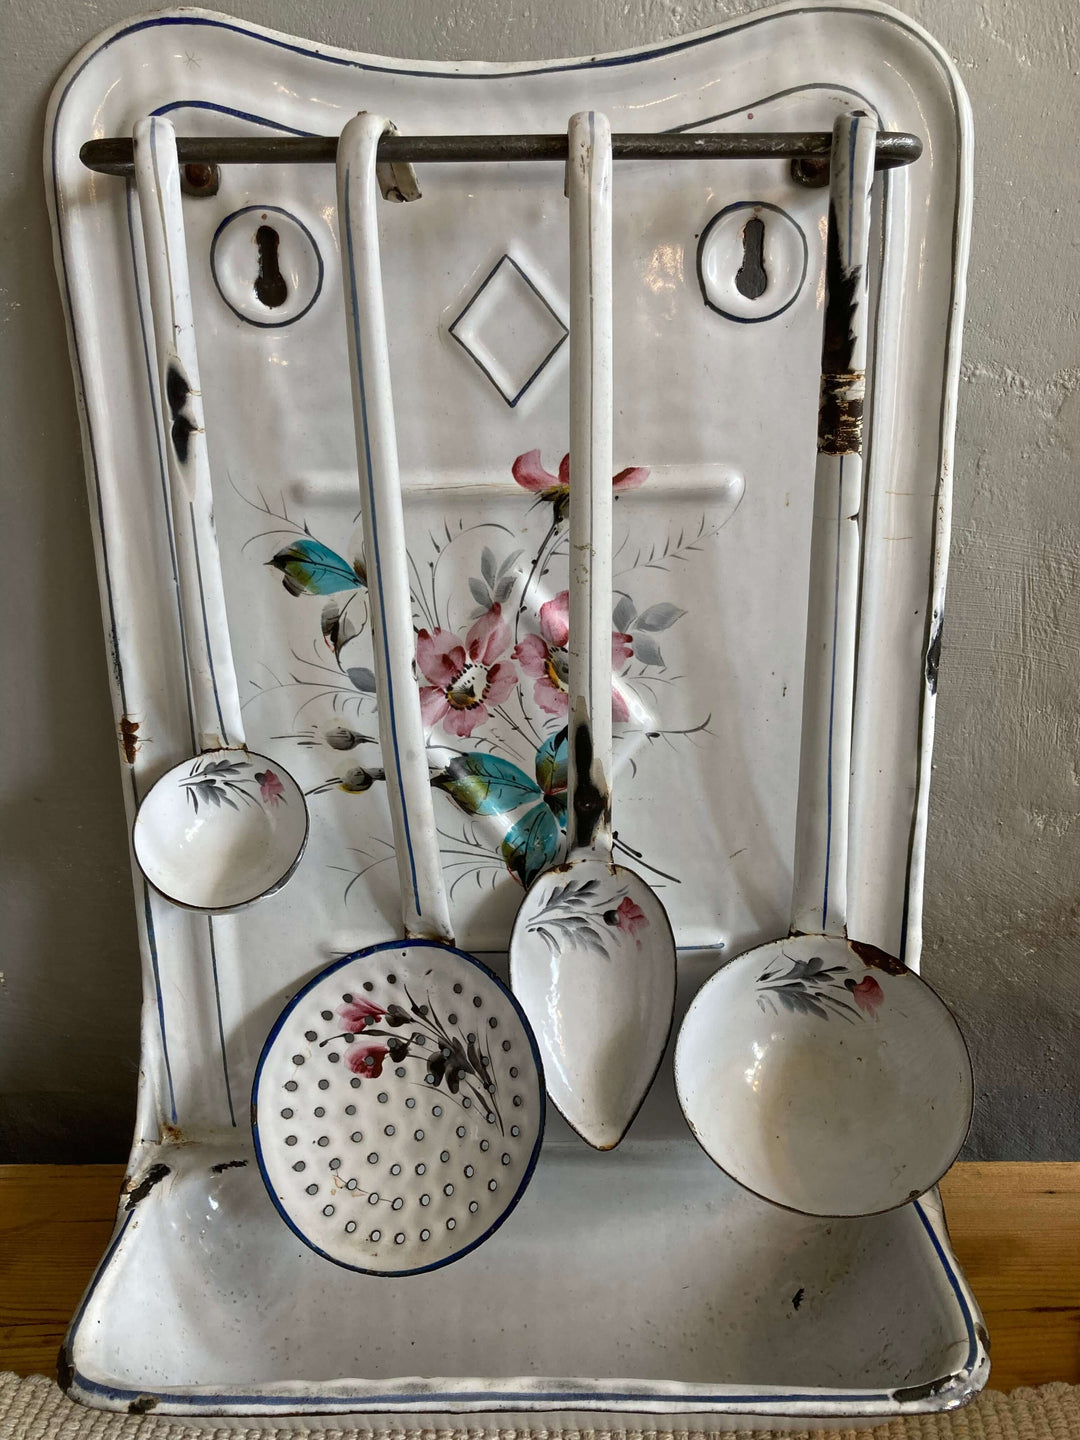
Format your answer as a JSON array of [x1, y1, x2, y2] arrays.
[[254, 225, 288, 308], [735, 216, 768, 300]]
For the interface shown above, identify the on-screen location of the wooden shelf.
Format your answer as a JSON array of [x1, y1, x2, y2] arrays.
[[1, 1162, 1077, 1390]]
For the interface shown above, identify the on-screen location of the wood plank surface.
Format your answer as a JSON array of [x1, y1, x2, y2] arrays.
[[0, 1162, 1077, 1390]]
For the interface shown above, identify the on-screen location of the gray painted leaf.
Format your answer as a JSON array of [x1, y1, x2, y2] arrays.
[[497, 548, 525, 578], [633, 634, 664, 667], [635, 602, 687, 632], [469, 577, 491, 608], [493, 575, 515, 604], [480, 546, 496, 587], [612, 594, 636, 632], [347, 666, 377, 693]]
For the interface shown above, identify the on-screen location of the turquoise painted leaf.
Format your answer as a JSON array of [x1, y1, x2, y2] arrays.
[[268, 538, 366, 598], [433, 751, 541, 818], [501, 803, 559, 886], [535, 728, 568, 806]]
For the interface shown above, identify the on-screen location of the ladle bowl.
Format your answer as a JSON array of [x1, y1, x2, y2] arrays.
[[133, 749, 308, 912], [675, 934, 973, 1216]]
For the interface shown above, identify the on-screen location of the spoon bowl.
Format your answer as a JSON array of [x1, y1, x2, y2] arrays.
[[510, 857, 675, 1149], [676, 934, 972, 1216], [133, 748, 308, 912]]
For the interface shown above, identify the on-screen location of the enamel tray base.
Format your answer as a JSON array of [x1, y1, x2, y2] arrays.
[[47, 1, 984, 1422]]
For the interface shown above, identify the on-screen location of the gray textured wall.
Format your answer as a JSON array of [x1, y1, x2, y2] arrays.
[[2, 0, 1077, 1161]]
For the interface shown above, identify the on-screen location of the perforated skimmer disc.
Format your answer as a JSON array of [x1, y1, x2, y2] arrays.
[[253, 939, 545, 1274]]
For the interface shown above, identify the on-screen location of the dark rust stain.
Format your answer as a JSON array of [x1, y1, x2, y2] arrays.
[[120, 716, 140, 764], [571, 718, 610, 850], [850, 939, 907, 976], [976, 1323, 991, 1352], [165, 362, 196, 463], [818, 371, 864, 456], [791, 1287, 805, 1311], [123, 1162, 170, 1211], [128, 1395, 160, 1414], [818, 195, 864, 456], [926, 614, 943, 694], [210, 1159, 248, 1174], [180, 161, 220, 197]]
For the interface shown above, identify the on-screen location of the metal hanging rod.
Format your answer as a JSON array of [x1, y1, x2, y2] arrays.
[[80, 129, 921, 177]]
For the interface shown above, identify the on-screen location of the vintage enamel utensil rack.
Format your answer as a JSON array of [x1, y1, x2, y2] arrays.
[[47, 2, 986, 1424]]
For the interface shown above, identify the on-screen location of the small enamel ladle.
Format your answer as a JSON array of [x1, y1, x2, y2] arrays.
[[130, 116, 308, 912], [509, 112, 677, 1152], [252, 114, 544, 1275], [675, 112, 972, 1217]]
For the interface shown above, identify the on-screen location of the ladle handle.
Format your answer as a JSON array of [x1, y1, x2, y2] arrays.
[[337, 113, 453, 945], [790, 111, 878, 938], [132, 116, 244, 754], [566, 112, 615, 860]]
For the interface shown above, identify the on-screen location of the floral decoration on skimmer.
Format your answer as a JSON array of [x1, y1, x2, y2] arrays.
[[756, 953, 884, 1020], [320, 984, 505, 1132], [524, 877, 649, 959]]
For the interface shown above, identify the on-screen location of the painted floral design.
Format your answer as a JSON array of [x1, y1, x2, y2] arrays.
[[846, 974, 884, 1015], [180, 756, 286, 813], [513, 590, 633, 722], [756, 953, 883, 1021], [244, 443, 742, 897], [609, 895, 648, 939], [340, 996, 386, 1031], [345, 1041, 388, 1078], [525, 877, 649, 959], [325, 984, 503, 1130], [256, 769, 285, 805], [417, 604, 517, 739], [512, 449, 649, 523]]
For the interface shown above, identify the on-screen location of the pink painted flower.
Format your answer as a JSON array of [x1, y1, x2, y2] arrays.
[[416, 605, 517, 739], [255, 769, 285, 805], [513, 590, 633, 722], [512, 450, 649, 522], [606, 895, 648, 940], [346, 1042, 389, 1078], [339, 997, 385, 1033], [846, 975, 884, 1016]]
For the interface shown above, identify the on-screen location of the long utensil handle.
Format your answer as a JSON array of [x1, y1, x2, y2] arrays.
[[566, 111, 615, 859], [337, 113, 452, 945], [790, 111, 878, 938], [132, 116, 244, 754]]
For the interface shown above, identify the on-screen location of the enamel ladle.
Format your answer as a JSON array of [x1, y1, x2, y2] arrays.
[[675, 112, 972, 1217], [130, 116, 308, 912], [252, 113, 544, 1274], [509, 112, 677, 1152]]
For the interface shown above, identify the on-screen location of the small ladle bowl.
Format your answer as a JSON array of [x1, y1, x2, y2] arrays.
[[675, 934, 973, 1216], [133, 750, 308, 912]]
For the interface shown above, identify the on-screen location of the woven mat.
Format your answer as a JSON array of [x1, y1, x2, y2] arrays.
[[2, 1376, 1078, 1440]]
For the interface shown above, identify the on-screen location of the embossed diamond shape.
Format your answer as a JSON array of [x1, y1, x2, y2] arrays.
[[449, 254, 568, 407]]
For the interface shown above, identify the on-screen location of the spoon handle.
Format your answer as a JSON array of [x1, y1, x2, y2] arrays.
[[790, 111, 879, 938], [132, 116, 244, 754], [337, 113, 453, 945], [566, 111, 615, 860]]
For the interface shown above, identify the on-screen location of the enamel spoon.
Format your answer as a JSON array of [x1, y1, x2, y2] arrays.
[[509, 112, 677, 1151], [675, 112, 972, 1217], [252, 113, 544, 1274], [130, 116, 308, 912]]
